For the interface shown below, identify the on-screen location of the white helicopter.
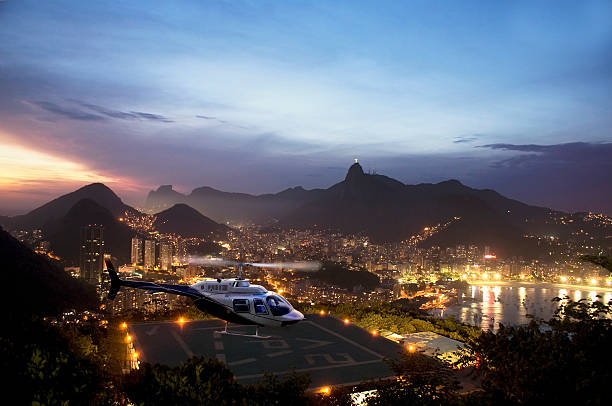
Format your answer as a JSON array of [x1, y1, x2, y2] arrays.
[[104, 258, 320, 338]]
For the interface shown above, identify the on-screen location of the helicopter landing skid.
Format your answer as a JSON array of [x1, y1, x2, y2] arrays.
[[215, 323, 271, 339]]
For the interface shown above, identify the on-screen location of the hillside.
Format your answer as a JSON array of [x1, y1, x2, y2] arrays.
[[280, 163, 553, 255], [153, 203, 230, 238], [0, 226, 98, 316], [46, 199, 134, 264], [8, 183, 137, 230], [144, 185, 325, 224]]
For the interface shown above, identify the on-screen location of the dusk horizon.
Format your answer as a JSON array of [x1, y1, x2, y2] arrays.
[[1, 0, 611, 216], [2, 2, 611, 404]]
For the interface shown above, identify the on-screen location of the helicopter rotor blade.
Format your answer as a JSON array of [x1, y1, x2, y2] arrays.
[[188, 257, 321, 272], [188, 257, 241, 267], [245, 261, 321, 272]]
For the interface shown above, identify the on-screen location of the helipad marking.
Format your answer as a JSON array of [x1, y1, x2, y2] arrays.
[[295, 338, 334, 350], [235, 359, 383, 381], [170, 330, 194, 357], [304, 321, 384, 359], [228, 358, 257, 366], [266, 350, 293, 358], [304, 353, 356, 365]]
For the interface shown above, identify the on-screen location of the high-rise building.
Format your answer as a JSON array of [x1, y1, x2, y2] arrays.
[[159, 243, 172, 270], [131, 237, 143, 265], [144, 240, 155, 269], [80, 225, 104, 285]]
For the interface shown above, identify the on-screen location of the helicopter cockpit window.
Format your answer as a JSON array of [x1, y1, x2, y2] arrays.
[[234, 281, 250, 288], [233, 299, 250, 313], [266, 295, 291, 316], [253, 298, 267, 314]]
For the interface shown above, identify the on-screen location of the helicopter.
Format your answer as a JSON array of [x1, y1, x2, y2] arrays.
[[104, 258, 320, 338]]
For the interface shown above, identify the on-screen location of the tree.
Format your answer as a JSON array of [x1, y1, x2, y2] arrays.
[[580, 255, 612, 273], [361, 352, 461, 406], [457, 297, 612, 405]]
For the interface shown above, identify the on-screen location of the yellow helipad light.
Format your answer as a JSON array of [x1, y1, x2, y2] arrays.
[[178, 317, 185, 324], [319, 310, 325, 316], [408, 345, 415, 353], [371, 330, 378, 336], [319, 386, 330, 395], [121, 322, 127, 329], [126, 335, 132, 343], [132, 352, 139, 359], [344, 318, 350, 325]]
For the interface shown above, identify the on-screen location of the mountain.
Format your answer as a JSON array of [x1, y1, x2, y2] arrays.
[[144, 185, 325, 224], [0, 226, 98, 316], [153, 203, 231, 238], [47, 198, 134, 264], [8, 183, 136, 230], [279, 162, 557, 255]]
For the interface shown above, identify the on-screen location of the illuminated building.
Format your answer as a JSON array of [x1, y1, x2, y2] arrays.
[[159, 243, 172, 270], [79, 225, 104, 285], [144, 240, 155, 269], [131, 237, 143, 265]]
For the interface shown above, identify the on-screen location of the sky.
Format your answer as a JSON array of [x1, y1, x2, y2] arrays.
[[0, 0, 611, 215]]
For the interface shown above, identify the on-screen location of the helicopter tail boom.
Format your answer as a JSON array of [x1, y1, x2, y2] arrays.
[[105, 259, 122, 299]]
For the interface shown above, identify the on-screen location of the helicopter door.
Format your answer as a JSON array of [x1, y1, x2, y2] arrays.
[[232, 299, 250, 313], [253, 298, 268, 314]]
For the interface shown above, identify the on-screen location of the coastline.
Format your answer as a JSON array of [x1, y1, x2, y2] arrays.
[[467, 280, 612, 293]]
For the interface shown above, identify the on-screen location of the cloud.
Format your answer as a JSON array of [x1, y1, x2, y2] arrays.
[[30, 99, 174, 123], [453, 134, 482, 144], [196, 115, 216, 120], [481, 142, 612, 168], [474, 141, 612, 213], [77, 101, 174, 122], [30, 101, 105, 121]]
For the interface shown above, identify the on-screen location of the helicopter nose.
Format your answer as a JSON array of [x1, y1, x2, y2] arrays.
[[281, 310, 304, 326]]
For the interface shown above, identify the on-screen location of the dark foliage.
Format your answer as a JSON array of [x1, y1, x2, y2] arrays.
[[310, 261, 380, 290], [580, 255, 612, 273], [1, 316, 122, 405], [457, 297, 612, 405], [1, 226, 97, 316], [122, 357, 310, 405]]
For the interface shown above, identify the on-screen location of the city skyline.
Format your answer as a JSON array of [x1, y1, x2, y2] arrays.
[[1, 0, 611, 215]]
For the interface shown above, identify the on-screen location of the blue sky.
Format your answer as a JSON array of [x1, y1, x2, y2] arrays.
[[0, 0, 611, 214]]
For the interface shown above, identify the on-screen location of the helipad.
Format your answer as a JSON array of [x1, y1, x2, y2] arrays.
[[128, 315, 404, 388]]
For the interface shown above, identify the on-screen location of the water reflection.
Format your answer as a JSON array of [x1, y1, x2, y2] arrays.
[[443, 284, 611, 332]]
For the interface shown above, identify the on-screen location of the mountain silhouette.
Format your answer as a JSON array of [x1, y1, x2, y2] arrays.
[[153, 203, 230, 237], [1, 225, 98, 316], [46, 198, 133, 264], [8, 183, 136, 230], [145, 184, 325, 224]]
